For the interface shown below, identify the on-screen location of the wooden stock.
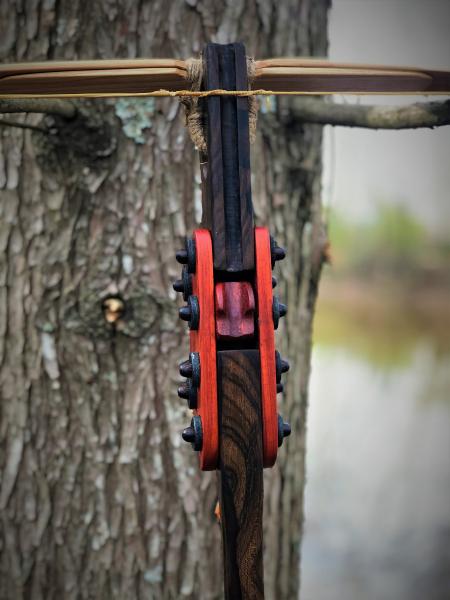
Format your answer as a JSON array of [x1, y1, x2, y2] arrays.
[[203, 42, 255, 272], [217, 350, 264, 600]]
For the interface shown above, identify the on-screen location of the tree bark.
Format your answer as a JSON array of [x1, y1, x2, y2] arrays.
[[0, 99, 77, 119], [0, 1, 329, 599], [289, 97, 450, 129]]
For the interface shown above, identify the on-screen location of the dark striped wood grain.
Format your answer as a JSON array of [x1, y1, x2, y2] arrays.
[[234, 44, 254, 270], [203, 43, 255, 273], [217, 350, 264, 600]]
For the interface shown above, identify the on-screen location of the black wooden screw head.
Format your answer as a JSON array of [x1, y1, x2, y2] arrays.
[[179, 360, 192, 378], [173, 279, 184, 293], [177, 381, 198, 409], [175, 238, 196, 273], [178, 296, 199, 330], [270, 237, 286, 267], [273, 246, 286, 262], [275, 351, 290, 382], [277, 414, 291, 447], [177, 384, 190, 400], [272, 297, 287, 330], [179, 353, 201, 388], [280, 358, 290, 373], [179, 306, 192, 322], [173, 266, 193, 301], [182, 426, 195, 443], [181, 415, 203, 451], [175, 249, 188, 264]]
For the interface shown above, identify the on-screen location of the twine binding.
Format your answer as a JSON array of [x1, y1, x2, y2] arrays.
[[181, 56, 258, 154]]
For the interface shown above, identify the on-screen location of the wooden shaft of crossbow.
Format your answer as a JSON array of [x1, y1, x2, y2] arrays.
[[202, 43, 265, 599], [0, 58, 449, 97], [217, 349, 264, 600]]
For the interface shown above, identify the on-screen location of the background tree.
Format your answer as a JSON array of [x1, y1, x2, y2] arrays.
[[0, 2, 329, 599]]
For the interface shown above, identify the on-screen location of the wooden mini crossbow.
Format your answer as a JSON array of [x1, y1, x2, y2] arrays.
[[2, 43, 449, 599]]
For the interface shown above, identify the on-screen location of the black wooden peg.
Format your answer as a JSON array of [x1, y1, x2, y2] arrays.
[[275, 351, 290, 382], [273, 246, 286, 262], [179, 306, 191, 321], [177, 384, 190, 400], [179, 359, 192, 378], [175, 249, 188, 264], [177, 381, 198, 409], [270, 236, 286, 267], [277, 415, 291, 447], [178, 296, 200, 330], [182, 426, 195, 443], [175, 238, 196, 273], [272, 297, 287, 329], [181, 415, 203, 451], [173, 266, 192, 300], [173, 279, 184, 293]]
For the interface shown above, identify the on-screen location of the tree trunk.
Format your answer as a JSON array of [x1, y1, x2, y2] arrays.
[[0, 1, 329, 598]]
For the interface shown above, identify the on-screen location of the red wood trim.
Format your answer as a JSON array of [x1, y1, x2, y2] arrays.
[[190, 229, 219, 470], [255, 227, 278, 467]]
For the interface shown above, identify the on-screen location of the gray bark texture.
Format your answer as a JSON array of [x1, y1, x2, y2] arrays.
[[0, 99, 77, 119], [0, 1, 329, 599], [290, 97, 450, 129]]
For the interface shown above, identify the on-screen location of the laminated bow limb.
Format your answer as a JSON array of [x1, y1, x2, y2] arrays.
[[1, 57, 449, 98]]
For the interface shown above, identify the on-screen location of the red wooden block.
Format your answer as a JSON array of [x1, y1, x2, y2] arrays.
[[190, 230, 219, 471], [255, 227, 278, 468], [215, 282, 255, 340]]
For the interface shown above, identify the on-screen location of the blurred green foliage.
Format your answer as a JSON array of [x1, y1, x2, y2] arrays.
[[327, 203, 449, 276], [314, 203, 450, 368]]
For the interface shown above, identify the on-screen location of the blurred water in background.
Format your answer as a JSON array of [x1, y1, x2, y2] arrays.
[[300, 3, 450, 597], [300, 275, 450, 600]]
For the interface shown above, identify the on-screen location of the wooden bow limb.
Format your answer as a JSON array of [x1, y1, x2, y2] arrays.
[[0, 58, 449, 98], [255, 58, 450, 93]]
